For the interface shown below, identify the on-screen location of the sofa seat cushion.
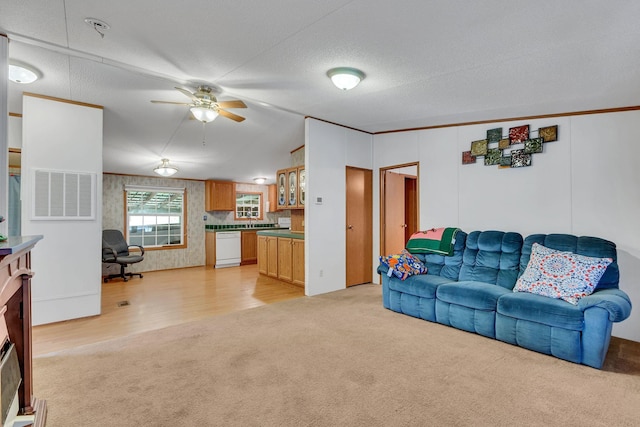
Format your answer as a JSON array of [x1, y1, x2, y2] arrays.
[[497, 292, 584, 331], [388, 274, 454, 299], [436, 281, 511, 311]]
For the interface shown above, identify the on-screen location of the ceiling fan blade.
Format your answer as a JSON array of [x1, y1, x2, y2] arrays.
[[218, 109, 246, 122], [216, 100, 247, 109], [174, 87, 199, 101], [151, 100, 192, 105]]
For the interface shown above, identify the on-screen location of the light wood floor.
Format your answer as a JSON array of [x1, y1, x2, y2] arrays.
[[32, 265, 305, 356]]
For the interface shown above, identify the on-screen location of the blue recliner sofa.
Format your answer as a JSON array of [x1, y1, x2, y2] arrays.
[[379, 230, 632, 369]]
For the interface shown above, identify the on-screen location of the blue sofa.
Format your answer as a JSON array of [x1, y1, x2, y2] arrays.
[[379, 230, 632, 369]]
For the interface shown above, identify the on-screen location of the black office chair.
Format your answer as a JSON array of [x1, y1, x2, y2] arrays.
[[102, 229, 145, 282]]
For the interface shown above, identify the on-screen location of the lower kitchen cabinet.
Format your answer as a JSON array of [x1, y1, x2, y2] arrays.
[[241, 230, 258, 265], [277, 237, 293, 282], [257, 234, 304, 286], [205, 232, 216, 266], [258, 235, 279, 277], [291, 239, 305, 286]]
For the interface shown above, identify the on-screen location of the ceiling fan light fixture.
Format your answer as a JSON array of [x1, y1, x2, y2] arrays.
[[253, 177, 267, 184], [154, 158, 178, 177], [190, 106, 219, 123], [327, 67, 365, 90]]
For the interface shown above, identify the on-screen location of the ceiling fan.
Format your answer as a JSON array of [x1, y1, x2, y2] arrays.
[[151, 86, 247, 123]]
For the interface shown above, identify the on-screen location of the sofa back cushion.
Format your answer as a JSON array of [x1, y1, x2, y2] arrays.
[[415, 231, 467, 281], [520, 234, 619, 290], [458, 231, 523, 289]]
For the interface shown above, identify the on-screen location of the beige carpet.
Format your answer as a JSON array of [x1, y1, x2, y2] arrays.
[[34, 284, 640, 426]]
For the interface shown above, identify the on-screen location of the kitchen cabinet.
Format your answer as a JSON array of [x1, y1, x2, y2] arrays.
[[257, 235, 268, 275], [258, 235, 279, 277], [267, 184, 278, 212], [292, 238, 305, 286], [276, 170, 287, 209], [205, 232, 216, 266], [277, 237, 293, 282], [297, 166, 306, 208], [241, 230, 258, 265], [258, 234, 304, 286], [205, 180, 235, 211], [276, 167, 305, 210]]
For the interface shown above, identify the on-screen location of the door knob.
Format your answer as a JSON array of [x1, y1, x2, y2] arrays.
[[348, 225, 354, 230], [402, 224, 407, 228]]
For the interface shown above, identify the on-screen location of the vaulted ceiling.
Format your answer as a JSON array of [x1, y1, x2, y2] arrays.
[[3, 1, 640, 182]]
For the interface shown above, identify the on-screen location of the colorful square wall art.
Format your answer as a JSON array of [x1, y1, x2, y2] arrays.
[[484, 148, 501, 166], [539, 125, 558, 142], [487, 128, 502, 144], [524, 137, 543, 154], [462, 151, 476, 165], [511, 149, 532, 168], [470, 139, 488, 156], [509, 124, 529, 145], [498, 138, 510, 149]]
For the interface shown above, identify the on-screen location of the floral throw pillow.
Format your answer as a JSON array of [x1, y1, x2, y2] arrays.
[[379, 249, 428, 281], [513, 243, 612, 305]]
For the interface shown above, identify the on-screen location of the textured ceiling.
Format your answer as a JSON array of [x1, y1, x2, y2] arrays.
[[2, 0, 640, 182]]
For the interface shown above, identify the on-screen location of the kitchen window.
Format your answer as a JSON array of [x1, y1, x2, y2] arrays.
[[125, 185, 187, 249], [235, 192, 262, 220]]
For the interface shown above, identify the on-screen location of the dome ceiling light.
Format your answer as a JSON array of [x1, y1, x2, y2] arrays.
[[8, 62, 39, 84], [327, 67, 365, 90]]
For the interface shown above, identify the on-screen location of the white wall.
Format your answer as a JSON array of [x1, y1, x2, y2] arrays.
[[22, 95, 103, 325], [305, 118, 372, 296], [372, 110, 640, 342]]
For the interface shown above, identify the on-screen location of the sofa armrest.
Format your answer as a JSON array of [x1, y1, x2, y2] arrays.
[[377, 263, 389, 275], [578, 289, 632, 322]]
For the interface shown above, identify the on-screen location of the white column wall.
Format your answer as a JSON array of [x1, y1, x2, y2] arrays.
[[372, 110, 640, 342], [22, 95, 103, 325], [305, 118, 372, 296]]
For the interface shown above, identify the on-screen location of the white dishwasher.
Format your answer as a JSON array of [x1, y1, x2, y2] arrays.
[[215, 231, 241, 268]]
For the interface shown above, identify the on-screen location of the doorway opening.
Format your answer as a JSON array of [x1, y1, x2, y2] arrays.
[[380, 163, 418, 256]]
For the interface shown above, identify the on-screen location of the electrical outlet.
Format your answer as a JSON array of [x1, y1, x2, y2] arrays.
[[319, 269, 323, 277], [203, 215, 207, 221]]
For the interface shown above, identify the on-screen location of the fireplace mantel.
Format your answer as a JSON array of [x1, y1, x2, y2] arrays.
[[0, 235, 46, 426]]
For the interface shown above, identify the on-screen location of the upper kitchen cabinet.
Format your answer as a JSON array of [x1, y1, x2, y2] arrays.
[[276, 169, 287, 210], [205, 180, 235, 211], [276, 167, 305, 210], [297, 166, 306, 208]]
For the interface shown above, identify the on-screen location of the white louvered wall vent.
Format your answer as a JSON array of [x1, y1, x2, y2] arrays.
[[32, 169, 96, 220]]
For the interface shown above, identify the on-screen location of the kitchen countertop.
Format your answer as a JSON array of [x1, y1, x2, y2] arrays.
[[205, 227, 283, 233], [256, 230, 304, 239]]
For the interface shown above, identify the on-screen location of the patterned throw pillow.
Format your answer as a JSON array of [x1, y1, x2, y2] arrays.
[[379, 249, 428, 281], [513, 243, 612, 305]]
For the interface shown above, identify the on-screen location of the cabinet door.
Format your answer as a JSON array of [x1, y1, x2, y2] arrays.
[[267, 237, 278, 277], [205, 181, 235, 211], [205, 232, 216, 266], [241, 230, 258, 265], [287, 168, 297, 208], [267, 184, 277, 212], [277, 237, 293, 282], [292, 239, 305, 286], [276, 170, 287, 209], [257, 235, 268, 275], [297, 167, 306, 208]]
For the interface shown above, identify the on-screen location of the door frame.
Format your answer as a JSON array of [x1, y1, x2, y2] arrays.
[[379, 162, 419, 257]]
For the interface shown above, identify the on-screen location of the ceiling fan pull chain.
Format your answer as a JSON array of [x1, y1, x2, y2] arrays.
[[202, 122, 206, 147]]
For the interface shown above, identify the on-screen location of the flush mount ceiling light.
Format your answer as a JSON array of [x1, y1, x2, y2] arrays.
[[8, 62, 39, 84], [253, 177, 267, 184], [190, 106, 219, 123], [154, 158, 178, 177], [327, 67, 365, 90]]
